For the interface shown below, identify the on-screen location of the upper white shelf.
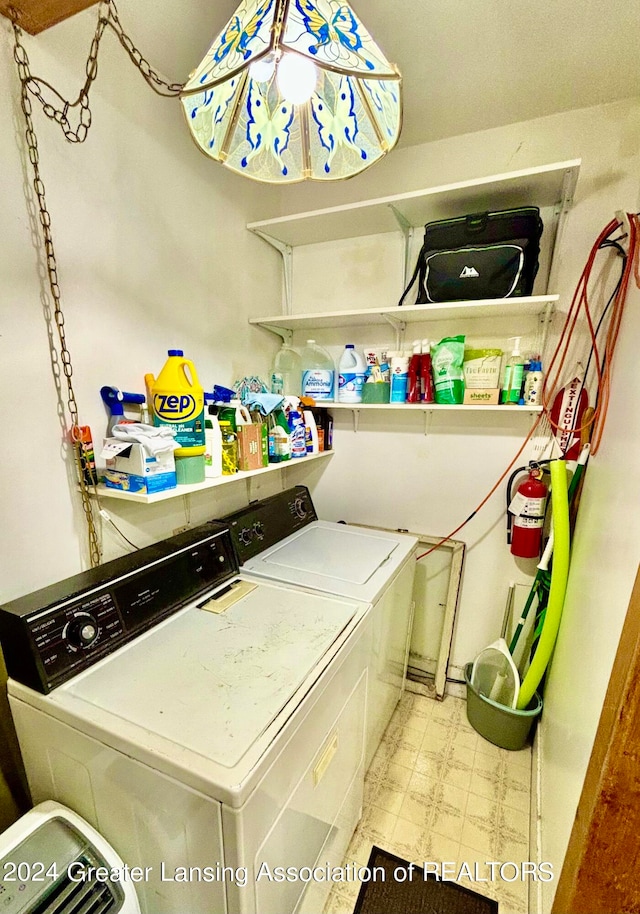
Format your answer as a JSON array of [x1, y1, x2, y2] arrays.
[[250, 295, 558, 333], [247, 160, 581, 248]]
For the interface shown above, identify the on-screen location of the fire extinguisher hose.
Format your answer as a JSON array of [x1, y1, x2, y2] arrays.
[[516, 459, 570, 709]]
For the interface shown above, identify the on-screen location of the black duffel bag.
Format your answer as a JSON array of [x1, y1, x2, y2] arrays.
[[399, 207, 544, 305]]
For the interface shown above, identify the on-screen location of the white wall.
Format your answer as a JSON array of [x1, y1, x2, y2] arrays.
[[537, 280, 640, 910], [0, 6, 287, 603]]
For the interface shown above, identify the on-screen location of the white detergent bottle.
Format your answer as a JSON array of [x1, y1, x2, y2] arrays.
[[303, 409, 319, 454], [301, 340, 335, 401], [204, 413, 223, 478], [337, 344, 366, 403]]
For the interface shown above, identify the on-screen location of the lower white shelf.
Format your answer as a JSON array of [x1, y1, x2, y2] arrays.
[[93, 451, 334, 505]]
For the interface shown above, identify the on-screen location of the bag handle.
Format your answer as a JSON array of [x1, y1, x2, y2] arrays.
[[398, 241, 427, 307], [465, 212, 489, 233]]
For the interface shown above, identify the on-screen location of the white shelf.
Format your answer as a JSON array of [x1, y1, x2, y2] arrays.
[[318, 403, 542, 413], [93, 451, 334, 505], [250, 295, 557, 333], [247, 160, 580, 247]]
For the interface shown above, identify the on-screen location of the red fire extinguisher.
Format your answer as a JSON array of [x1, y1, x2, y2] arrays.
[[509, 466, 548, 558]]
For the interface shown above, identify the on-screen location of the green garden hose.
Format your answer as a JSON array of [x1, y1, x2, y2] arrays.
[[516, 459, 570, 709]]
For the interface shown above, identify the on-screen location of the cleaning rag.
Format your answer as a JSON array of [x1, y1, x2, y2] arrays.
[[111, 423, 180, 457], [242, 393, 284, 416]]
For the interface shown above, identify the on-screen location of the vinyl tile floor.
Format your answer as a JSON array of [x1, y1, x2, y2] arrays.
[[324, 691, 532, 914]]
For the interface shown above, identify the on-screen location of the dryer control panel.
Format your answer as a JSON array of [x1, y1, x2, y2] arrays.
[[223, 486, 317, 563], [0, 522, 237, 693]]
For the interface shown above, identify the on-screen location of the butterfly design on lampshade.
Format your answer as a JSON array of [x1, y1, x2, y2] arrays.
[[361, 79, 400, 141], [311, 76, 366, 174], [242, 80, 295, 176], [212, 0, 275, 67], [295, 0, 374, 70], [188, 78, 241, 153]]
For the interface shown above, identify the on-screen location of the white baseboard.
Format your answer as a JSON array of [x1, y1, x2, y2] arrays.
[[530, 725, 543, 914]]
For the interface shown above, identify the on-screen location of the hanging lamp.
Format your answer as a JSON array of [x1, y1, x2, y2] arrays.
[[180, 0, 402, 183]]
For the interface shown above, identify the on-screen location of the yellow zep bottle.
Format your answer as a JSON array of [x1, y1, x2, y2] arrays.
[[150, 350, 206, 484]]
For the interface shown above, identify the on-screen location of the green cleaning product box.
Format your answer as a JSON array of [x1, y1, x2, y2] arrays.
[[463, 349, 503, 388], [101, 439, 177, 494]]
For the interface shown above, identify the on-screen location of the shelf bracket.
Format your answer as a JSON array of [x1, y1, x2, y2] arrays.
[[389, 204, 416, 287], [250, 229, 294, 316], [256, 323, 293, 344], [352, 409, 360, 433], [424, 410, 433, 436], [545, 165, 579, 294], [381, 313, 406, 349], [538, 300, 555, 364]]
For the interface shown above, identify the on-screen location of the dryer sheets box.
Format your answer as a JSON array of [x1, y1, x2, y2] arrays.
[[100, 438, 177, 494]]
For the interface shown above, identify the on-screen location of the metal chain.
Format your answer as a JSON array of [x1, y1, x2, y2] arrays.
[[9, 1, 187, 567], [105, 1, 185, 97], [10, 0, 184, 144], [11, 19, 102, 566]]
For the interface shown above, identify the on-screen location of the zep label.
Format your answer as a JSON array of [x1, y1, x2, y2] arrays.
[[153, 392, 205, 449], [154, 393, 199, 421]]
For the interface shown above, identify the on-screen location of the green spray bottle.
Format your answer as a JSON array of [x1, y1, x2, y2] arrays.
[[501, 337, 525, 404]]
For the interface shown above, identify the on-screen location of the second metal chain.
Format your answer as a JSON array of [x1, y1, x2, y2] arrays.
[[11, 0, 185, 144]]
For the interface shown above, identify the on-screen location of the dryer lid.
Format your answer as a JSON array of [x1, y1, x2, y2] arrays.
[[58, 583, 360, 770], [262, 525, 398, 584]]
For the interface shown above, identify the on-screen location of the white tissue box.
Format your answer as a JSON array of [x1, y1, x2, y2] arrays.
[[100, 439, 177, 494]]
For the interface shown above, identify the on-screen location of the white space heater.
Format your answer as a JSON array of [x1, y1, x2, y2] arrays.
[[0, 801, 140, 913]]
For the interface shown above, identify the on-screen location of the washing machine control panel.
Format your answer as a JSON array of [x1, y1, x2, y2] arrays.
[[224, 486, 317, 563], [0, 522, 238, 693]]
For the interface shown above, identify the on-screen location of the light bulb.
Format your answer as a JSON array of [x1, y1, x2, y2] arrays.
[[249, 54, 276, 83], [276, 53, 317, 105]]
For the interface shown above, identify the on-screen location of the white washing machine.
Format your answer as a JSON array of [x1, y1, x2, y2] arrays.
[[0, 522, 372, 914], [222, 487, 418, 768]]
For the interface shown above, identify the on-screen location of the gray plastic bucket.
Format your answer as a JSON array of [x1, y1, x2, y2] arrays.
[[464, 662, 543, 751]]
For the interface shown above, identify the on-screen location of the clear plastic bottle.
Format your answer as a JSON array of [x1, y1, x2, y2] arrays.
[[300, 340, 335, 401], [267, 410, 291, 463], [271, 344, 302, 396], [337, 344, 366, 403]]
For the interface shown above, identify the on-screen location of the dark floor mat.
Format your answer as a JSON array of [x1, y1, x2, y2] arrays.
[[353, 846, 499, 914]]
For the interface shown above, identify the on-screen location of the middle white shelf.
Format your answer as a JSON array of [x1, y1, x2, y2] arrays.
[[250, 295, 557, 336]]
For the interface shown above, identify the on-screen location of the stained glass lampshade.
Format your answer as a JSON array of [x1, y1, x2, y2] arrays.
[[180, 0, 402, 183]]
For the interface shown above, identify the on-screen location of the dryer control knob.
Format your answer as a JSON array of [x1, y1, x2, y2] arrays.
[[238, 527, 253, 546], [293, 497, 307, 519], [253, 522, 265, 539], [64, 613, 99, 650]]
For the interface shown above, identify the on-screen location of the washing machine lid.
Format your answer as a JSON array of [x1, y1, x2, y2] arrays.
[[55, 582, 360, 772], [244, 521, 418, 603]]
